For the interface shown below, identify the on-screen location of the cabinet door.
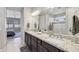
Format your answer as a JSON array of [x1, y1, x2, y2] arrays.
[[31, 46, 37, 52], [27, 35, 31, 49], [25, 33, 28, 45], [38, 39, 42, 45], [42, 41, 60, 52], [38, 44, 48, 52], [31, 37, 37, 52], [31, 37, 37, 47], [25, 33, 26, 44]]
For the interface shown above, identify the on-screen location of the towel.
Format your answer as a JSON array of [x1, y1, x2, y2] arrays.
[[72, 15, 79, 35]]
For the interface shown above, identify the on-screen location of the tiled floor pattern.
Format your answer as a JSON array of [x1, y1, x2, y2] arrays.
[[0, 37, 21, 52]]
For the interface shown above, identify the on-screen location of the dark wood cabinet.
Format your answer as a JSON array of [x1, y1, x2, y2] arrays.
[[37, 44, 48, 52], [42, 41, 62, 52], [31, 36, 38, 52], [25, 32, 64, 52], [25, 33, 27, 44], [27, 35, 32, 50], [38, 39, 42, 45]]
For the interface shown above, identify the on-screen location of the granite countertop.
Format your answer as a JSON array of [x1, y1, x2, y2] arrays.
[[25, 31, 79, 52]]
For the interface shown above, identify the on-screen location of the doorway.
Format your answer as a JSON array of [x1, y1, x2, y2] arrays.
[[7, 17, 21, 38], [6, 8, 22, 52]]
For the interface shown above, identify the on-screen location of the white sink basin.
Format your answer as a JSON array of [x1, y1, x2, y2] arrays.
[[36, 32, 42, 35]]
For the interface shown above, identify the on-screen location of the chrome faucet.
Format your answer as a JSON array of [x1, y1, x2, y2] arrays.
[[59, 34, 63, 39]]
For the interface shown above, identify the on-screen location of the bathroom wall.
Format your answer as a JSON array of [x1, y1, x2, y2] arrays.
[[24, 7, 39, 31], [20, 8, 25, 46], [0, 8, 6, 49], [24, 7, 34, 30]]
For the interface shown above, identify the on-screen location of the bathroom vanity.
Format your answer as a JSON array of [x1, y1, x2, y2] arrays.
[[25, 31, 79, 52], [25, 31, 64, 52]]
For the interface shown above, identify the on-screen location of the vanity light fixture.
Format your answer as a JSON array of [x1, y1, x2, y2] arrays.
[[32, 10, 41, 16]]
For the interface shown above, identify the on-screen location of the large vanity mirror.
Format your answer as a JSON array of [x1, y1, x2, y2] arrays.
[[32, 7, 79, 36], [50, 15, 67, 34], [38, 7, 67, 35]]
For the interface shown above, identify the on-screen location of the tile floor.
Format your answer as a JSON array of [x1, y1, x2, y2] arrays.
[[7, 37, 22, 52], [0, 37, 22, 52]]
